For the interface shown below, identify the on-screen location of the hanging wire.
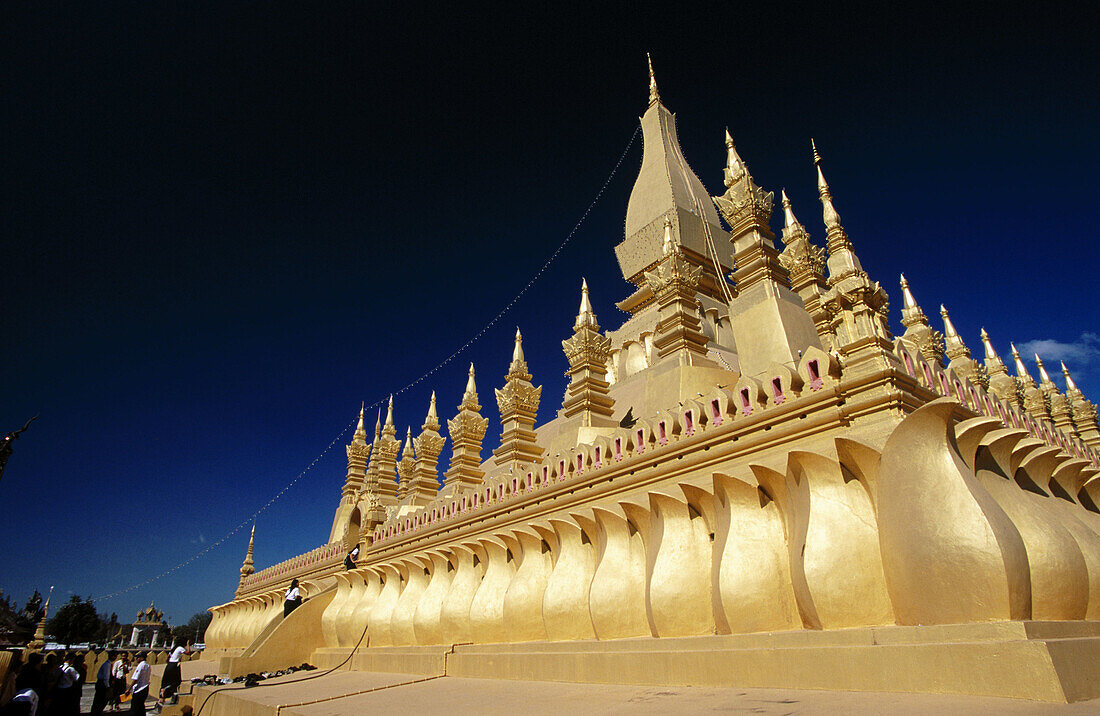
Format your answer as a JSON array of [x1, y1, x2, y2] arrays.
[[91, 416, 357, 603], [91, 124, 641, 604]]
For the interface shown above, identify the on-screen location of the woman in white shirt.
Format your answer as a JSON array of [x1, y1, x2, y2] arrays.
[[283, 579, 302, 617]]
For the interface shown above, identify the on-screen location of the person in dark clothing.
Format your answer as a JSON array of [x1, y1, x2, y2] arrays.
[[343, 546, 360, 570], [51, 653, 79, 716], [13, 653, 44, 698], [283, 580, 302, 617], [90, 651, 116, 716]]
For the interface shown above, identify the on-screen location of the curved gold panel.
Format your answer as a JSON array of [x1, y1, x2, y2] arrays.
[[647, 492, 714, 637], [321, 573, 350, 648], [543, 518, 597, 641], [439, 545, 482, 644], [502, 529, 551, 642], [347, 569, 381, 647], [975, 431, 1088, 621], [786, 451, 893, 629], [878, 399, 1030, 624], [712, 472, 801, 633], [833, 437, 883, 513], [750, 463, 818, 629], [390, 559, 429, 646], [468, 538, 515, 644], [366, 563, 401, 647], [336, 573, 366, 647], [413, 553, 453, 645], [589, 506, 649, 640]]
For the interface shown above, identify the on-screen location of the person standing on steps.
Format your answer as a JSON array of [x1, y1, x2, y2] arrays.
[[128, 652, 150, 715], [283, 579, 302, 617], [90, 651, 116, 715]]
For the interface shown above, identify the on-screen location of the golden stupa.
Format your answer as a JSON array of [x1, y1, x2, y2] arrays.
[[195, 62, 1100, 710]]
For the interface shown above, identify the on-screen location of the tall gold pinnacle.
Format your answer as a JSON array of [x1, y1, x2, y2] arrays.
[[812, 139, 843, 231], [1063, 361, 1079, 392], [647, 53, 660, 106], [240, 525, 255, 578]]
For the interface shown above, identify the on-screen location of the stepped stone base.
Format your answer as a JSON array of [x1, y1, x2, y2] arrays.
[[187, 621, 1100, 714]]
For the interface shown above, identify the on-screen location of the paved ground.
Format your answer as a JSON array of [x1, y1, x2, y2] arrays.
[[177, 670, 1100, 715]]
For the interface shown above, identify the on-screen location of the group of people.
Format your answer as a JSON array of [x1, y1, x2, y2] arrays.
[[0, 644, 190, 716], [0, 650, 88, 715]]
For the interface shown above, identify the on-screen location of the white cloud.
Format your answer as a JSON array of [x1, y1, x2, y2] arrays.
[[1016, 333, 1100, 366]]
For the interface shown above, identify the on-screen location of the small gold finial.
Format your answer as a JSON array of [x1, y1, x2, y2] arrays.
[[575, 278, 597, 330], [1062, 362, 1079, 392], [1035, 354, 1054, 385], [781, 189, 800, 232], [425, 391, 439, 430], [647, 53, 660, 105], [899, 274, 918, 310], [465, 363, 477, 397], [512, 328, 526, 365], [812, 138, 822, 165], [384, 395, 394, 428], [1010, 343, 1031, 378], [940, 305, 958, 337], [981, 328, 998, 360], [354, 403, 367, 439]]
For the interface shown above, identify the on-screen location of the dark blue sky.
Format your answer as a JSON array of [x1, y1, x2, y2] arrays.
[[3, 3, 1098, 626]]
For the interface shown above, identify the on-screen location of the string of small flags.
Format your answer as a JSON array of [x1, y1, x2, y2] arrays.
[[91, 125, 641, 604]]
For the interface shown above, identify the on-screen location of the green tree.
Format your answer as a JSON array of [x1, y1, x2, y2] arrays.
[[46, 595, 103, 646], [172, 611, 212, 645], [0, 590, 43, 645]]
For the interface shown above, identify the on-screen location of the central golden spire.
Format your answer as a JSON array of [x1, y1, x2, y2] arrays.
[[647, 53, 659, 105]]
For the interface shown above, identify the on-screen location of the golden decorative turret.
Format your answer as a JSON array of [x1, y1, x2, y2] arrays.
[[778, 189, 833, 350], [357, 408, 385, 524], [373, 395, 401, 506], [898, 274, 945, 365], [1011, 344, 1050, 420], [396, 427, 416, 501], [643, 220, 712, 364], [981, 329, 1022, 409], [813, 139, 858, 281], [812, 141, 891, 355], [1036, 355, 1076, 436], [940, 305, 988, 388], [713, 130, 778, 265], [715, 132, 822, 377], [561, 279, 616, 426], [346, 406, 370, 486], [444, 364, 489, 494], [240, 525, 255, 577], [27, 589, 51, 653], [1063, 363, 1100, 448], [492, 329, 546, 471], [328, 405, 373, 543], [409, 393, 445, 505], [236, 526, 255, 595]]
